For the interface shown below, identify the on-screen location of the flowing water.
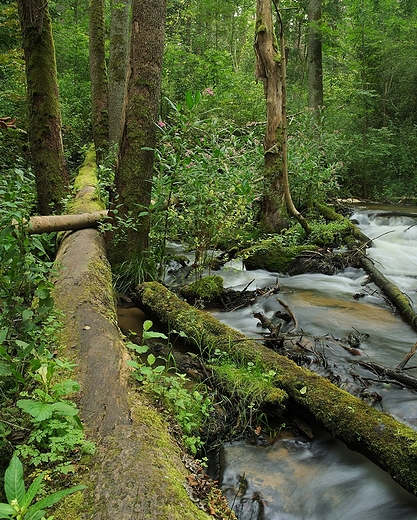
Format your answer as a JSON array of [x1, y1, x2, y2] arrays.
[[210, 206, 417, 519]]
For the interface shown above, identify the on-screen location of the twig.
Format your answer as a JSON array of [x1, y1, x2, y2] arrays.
[[397, 340, 417, 370], [276, 298, 298, 331]]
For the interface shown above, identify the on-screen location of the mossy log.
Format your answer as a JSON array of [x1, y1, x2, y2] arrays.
[[133, 281, 417, 496], [360, 256, 417, 332], [52, 151, 212, 520]]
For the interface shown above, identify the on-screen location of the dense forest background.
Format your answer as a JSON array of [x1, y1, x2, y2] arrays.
[[2, 0, 417, 206], [2, 0, 417, 203]]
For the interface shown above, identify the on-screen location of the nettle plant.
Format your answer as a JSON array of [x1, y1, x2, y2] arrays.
[[126, 320, 213, 455], [151, 90, 262, 270]]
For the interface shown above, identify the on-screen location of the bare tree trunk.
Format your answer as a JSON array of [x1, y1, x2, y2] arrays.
[[17, 0, 69, 215], [108, 0, 131, 146], [278, 10, 310, 234], [108, 0, 167, 280], [307, 0, 324, 110], [89, 0, 109, 165], [254, 0, 288, 233], [25, 211, 107, 234]]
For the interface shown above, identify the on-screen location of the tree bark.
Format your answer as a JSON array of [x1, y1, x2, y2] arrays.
[[17, 0, 69, 215], [89, 0, 109, 165], [307, 0, 324, 110], [133, 281, 417, 497], [108, 0, 131, 146], [254, 0, 288, 232], [108, 0, 167, 271]]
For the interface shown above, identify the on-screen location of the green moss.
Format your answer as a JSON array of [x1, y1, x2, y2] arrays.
[[242, 238, 314, 272], [211, 363, 287, 413], [179, 275, 224, 303]]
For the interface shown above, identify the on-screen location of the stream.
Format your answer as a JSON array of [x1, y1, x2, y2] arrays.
[[209, 206, 417, 519]]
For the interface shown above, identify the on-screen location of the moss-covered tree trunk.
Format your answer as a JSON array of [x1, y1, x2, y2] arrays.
[[89, 0, 109, 165], [107, 0, 167, 273], [17, 0, 69, 215], [108, 0, 131, 146], [134, 281, 417, 497], [254, 0, 288, 232]]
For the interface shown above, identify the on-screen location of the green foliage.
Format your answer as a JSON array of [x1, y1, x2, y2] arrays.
[[152, 91, 263, 269], [0, 454, 85, 520], [126, 321, 214, 455], [0, 167, 91, 475]]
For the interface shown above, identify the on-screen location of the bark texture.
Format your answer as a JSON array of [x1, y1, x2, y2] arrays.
[[134, 281, 417, 497], [108, 0, 131, 145], [108, 0, 167, 268], [254, 0, 287, 233], [17, 0, 69, 214], [53, 152, 212, 520], [89, 0, 109, 164], [307, 0, 324, 110]]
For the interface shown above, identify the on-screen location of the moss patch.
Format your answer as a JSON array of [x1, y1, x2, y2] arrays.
[[242, 238, 314, 273], [179, 275, 224, 305]]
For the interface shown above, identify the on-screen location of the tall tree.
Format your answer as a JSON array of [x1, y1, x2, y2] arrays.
[[17, 0, 69, 215], [307, 0, 323, 110], [108, 0, 131, 146], [254, 0, 287, 232], [108, 0, 167, 276], [89, 0, 109, 164]]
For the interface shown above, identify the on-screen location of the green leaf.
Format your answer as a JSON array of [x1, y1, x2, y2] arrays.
[[0, 327, 8, 344], [19, 474, 44, 512], [31, 237, 46, 255], [50, 402, 78, 417], [126, 342, 149, 354], [0, 362, 12, 377], [17, 400, 53, 421], [0, 502, 15, 518], [4, 455, 26, 505], [23, 509, 47, 520], [24, 485, 86, 518], [147, 354, 156, 366], [185, 90, 194, 110]]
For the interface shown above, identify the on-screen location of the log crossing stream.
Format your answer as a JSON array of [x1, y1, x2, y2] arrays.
[[210, 205, 417, 519]]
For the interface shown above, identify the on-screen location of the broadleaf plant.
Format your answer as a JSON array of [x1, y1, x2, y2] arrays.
[[0, 455, 86, 519]]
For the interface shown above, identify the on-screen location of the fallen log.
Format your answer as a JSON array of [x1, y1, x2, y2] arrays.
[[25, 210, 108, 233], [360, 256, 417, 333], [133, 281, 417, 496], [52, 150, 213, 520]]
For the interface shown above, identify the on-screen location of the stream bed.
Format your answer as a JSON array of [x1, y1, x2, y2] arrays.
[[210, 206, 417, 519]]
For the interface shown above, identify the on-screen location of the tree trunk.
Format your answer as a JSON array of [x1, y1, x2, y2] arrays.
[[17, 0, 69, 215], [307, 0, 324, 110], [89, 0, 109, 165], [52, 151, 213, 520], [108, 0, 131, 146], [134, 281, 417, 497], [254, 0, 288, 233], [108, 0, 167, 273]]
